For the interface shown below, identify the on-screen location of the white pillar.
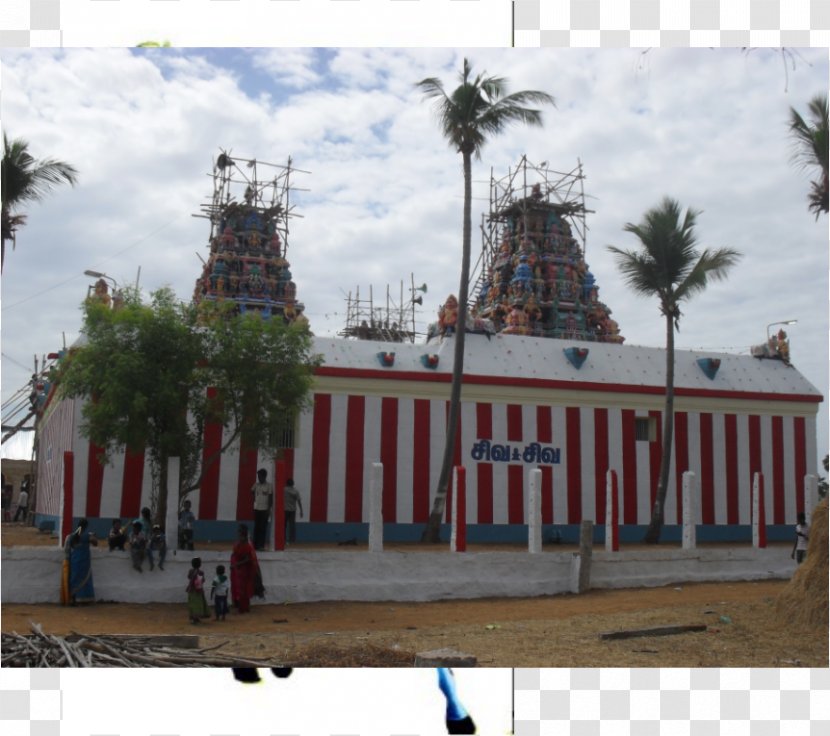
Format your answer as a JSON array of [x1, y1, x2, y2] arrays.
[[804, 474, 818, 523], [528, 469, 542, 554], [752, 471, 761, 549], [368, 462, 383, 553], [166, 456, 180, 553], [604, 469, 619, 552], [681, 471, 697, 550]]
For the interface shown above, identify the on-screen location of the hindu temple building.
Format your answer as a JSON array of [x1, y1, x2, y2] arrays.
[[33, 155, 823, 544]]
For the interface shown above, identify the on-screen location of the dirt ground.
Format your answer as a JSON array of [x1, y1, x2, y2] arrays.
[[2, 522, 827, 667]]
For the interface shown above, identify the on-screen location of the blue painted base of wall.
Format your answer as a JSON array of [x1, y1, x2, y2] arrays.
[[36, 514, 797, 546]]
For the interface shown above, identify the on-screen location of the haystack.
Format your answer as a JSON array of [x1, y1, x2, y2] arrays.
[[775, 498, 828, 630]]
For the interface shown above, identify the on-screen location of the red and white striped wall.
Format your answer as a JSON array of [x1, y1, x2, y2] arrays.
[[37, 335, 822, 530]]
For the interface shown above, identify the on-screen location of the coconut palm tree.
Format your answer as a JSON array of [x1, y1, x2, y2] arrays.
[[608, 197, 741, 544], [788, 93, 828, 219], [416, 58, 554, 543], [1, 133, 79, 272]]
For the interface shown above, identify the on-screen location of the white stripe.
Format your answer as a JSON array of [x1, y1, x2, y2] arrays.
[[363, 395, 383, 524], [460, 401, 478, 524], [686, 413, 702, 524], [293, 404, 315, 516], [782, 416, 796, 523], [759, 415, 774, 524], [428, 398, 446, 515], [606, 408, 624, 521], [579, 407, 595, 523], [215, 433, 240, 522], [636, 410, 654, 525], [520, 402, 537, 524], [552, 406, 568, 523], [490, 403, 509, 524], [325, 394, 348, 523], [711, 414, 727, 525], [735, 414, 751, 524]]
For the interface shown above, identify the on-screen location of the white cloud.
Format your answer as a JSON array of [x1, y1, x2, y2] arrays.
[[1, 48, 827, 468]]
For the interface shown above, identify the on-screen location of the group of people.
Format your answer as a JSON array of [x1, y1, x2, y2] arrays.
[[185, 523, 264, 624], [251, 468, 304, 550], [107, 507, 168, 572]]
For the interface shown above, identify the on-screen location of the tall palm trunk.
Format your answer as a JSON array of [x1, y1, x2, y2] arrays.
[[644, 311, 675, 543], [423, 150, 473, 542]]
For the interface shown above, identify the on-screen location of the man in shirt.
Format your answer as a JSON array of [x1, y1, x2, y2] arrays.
[[283, 478, 304, 544], [251, 468, 272, 550]]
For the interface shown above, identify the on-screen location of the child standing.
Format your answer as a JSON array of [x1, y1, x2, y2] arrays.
[[148, 524, 167, 571], [129, 521, 147, 572], [211, 564, 230, 621], [186, 557, 210, 624], [791, 511, 810, 564]]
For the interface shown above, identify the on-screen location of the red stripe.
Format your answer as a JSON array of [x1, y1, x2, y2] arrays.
[[283, 448, 295, 481], [673, 412, 689, 525], [274, 459, 286, 550], [771, 416, 785, 524], [507, 465, 524, 523], [536, 406, 553, 523], [315, 366, 821, 403], [475, 403, 493, 524], [412, 399, 431, 523], [344, 396, 365, 522], [380, 397, 398, 523], [62, 451, 74, 541], [85, 443, 105, 519], [310, 394, 332, 522], [235, 443, 258, 521], [724, 414, 739, 524], [649, 410, 662, 517], [699, 413, 715, 524], [566, 407, 581, 524], [120, 449, 145, 518], [200, 387, 223, 521], [793, 416, 807, 514], [748, 414, 762, 486], [756, 472, 767, 547], [507, 405, 523, 523], [594, 408, 608, 524], [621, 410, 637, 524]]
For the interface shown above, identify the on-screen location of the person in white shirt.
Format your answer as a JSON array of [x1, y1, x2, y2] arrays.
[[251, 468, 273, 550], [13, 488, 29, 522]]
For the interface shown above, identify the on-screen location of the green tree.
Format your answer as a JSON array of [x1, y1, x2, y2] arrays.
[[192, 302, 319, 498], [59, 288, 203, 526], [58, 291, 318, 525], [416, 58, 554, 542], [608, 197, 741, 543], [1, 133, 78, 272], [788, 93, 829, 219]]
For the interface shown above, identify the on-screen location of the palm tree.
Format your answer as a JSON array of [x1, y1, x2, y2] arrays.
[[788, 94, 828, 219], [608, 197, 741, 544], [1, 133, 79, 272], [416, 58, 554, 542]]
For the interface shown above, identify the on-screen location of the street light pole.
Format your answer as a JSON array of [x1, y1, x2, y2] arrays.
[[766, 319, 797, 341]]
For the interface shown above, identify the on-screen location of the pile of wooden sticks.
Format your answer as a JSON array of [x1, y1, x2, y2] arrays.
[[1, 623, 278, 667]]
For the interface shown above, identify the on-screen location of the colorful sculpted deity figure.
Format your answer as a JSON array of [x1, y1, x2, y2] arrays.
[[439, 295, 459, 335], [90, 279, 111, 308]]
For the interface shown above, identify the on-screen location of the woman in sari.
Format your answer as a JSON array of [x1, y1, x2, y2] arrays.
[[61, 518, 98, 605], [230, 523, 264, 613]]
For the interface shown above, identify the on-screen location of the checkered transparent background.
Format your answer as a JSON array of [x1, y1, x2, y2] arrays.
[[1, 1, 827, 735]]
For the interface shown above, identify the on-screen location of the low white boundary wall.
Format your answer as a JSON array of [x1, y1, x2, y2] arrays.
[[1, 545, 795, 604]]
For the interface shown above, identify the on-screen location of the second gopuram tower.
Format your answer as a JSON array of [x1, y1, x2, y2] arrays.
[[473, 156, 623, 343]]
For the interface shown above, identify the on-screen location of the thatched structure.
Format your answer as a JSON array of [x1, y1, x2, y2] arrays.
[[776, 498, 829, 630]]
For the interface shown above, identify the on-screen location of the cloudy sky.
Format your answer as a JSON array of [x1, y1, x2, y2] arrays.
[[1, 48, 827, 467]]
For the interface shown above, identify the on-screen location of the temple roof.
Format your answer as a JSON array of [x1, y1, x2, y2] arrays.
[[310, 334, 823, 402]]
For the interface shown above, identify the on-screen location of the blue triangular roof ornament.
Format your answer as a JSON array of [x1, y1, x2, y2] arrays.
[[563, 346, 589, 369], [696, 357, 721, 380]]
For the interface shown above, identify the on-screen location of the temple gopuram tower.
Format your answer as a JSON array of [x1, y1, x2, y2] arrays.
[[193, 151, 308, 325], [473, 156, 623, 343]]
